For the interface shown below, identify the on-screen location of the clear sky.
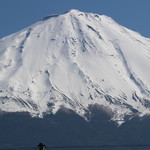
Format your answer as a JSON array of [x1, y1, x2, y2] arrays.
[[0, 0, 150, 38]]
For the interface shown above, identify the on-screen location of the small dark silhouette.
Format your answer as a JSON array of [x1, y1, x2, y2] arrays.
[[36, 143, 46, 150]]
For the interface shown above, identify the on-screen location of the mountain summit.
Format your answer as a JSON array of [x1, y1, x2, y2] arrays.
[[0, 10, 150, 124]]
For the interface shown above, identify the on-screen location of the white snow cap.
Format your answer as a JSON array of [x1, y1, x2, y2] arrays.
[[0, 9, 150, 124]]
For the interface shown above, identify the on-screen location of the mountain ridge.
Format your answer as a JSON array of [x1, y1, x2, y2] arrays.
[[0, 9, 150, 124]]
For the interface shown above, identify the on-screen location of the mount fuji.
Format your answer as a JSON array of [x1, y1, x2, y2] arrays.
[[0, 9, 150, 125]]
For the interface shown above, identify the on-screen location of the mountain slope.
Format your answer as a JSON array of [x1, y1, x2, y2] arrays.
[[0, 9, 150, 123]]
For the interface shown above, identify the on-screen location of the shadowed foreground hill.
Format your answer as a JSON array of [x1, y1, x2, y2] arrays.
[[0, 107, 150, 147]]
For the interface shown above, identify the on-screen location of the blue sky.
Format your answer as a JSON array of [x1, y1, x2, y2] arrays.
[[0, 0, 150, 38]]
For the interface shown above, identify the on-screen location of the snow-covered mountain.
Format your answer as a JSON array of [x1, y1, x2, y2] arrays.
[[0, 9, 150, 124]]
